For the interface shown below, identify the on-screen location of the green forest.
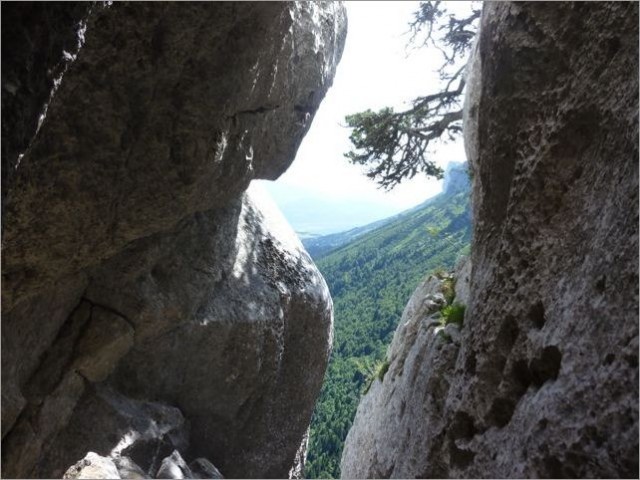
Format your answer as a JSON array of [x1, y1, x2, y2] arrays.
[[304, 170, 472, 478]]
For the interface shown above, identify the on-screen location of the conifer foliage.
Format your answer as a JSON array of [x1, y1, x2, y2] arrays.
[[344, 1, 480, 190]]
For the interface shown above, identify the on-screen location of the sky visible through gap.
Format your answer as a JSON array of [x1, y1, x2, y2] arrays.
[[254, 1, 471, 236]]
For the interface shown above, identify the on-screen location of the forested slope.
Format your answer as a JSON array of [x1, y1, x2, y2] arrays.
[[305, 164, 472, 478]]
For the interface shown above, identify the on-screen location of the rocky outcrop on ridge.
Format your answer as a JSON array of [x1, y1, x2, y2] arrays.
[[2, 2, 346, 478], [442, 161, 470, 196], [341, 258, 471, 479], [342, 2, 638, 478]]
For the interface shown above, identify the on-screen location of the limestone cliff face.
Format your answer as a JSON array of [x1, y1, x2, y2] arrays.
[[341, 2, 638, 478], [341, 258, 472, 479], [1, 3, 346, 478]]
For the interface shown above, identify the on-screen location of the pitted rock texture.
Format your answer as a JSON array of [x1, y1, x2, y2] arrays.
[[2, 3, 344, 479], [342, 2, 638, 478]]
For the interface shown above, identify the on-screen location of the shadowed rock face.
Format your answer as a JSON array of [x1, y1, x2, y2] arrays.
[[1, 2, 91, 214], [2, 2, 346, 310], [2, 2, 345, 478], [342, 2, 638, 478]]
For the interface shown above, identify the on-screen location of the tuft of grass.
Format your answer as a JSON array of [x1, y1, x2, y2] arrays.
[[362, 358, 391, 394], [432, 266, 448, 279], [376, 358, 390, 381], [440, 302, 465, 327]]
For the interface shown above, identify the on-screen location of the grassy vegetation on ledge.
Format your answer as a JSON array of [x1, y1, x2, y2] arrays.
[[440, 302, 465, 327], [362, 357, 391, 395]]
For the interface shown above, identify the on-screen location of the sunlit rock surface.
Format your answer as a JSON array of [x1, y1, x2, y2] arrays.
[[63, 452, 121, 480], [63, 449, 225, 479], [342, 2, 638, 478], [1, 2, 345, 478], [341, 259, 471, 478]]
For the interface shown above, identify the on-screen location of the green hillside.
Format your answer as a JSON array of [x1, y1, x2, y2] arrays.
[[304, 165, 472, 479]]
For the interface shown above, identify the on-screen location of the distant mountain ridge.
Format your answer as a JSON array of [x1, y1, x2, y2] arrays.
[[300, 216, 393, 258], [260, 182, 403, 236], [302, 161, 470, 259]]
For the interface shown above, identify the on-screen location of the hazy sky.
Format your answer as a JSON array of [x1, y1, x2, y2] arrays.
[[260, 1, 469, 211]]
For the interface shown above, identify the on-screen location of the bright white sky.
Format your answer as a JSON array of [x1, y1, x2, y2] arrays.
[[261, 1, 470, 212]]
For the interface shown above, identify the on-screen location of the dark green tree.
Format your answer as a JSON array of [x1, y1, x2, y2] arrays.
[[344, 1, 481, 190]]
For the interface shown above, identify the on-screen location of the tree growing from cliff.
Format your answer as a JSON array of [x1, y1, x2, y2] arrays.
[[344, 1, 481, 189]]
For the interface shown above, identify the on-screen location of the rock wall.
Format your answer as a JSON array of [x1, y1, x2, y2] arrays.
[[341, 258, 472, 478], [341, 2, 638, 478], [2, 2, 346, 478], [2, 2, 345, 310], [1, 2, 91, 213]]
